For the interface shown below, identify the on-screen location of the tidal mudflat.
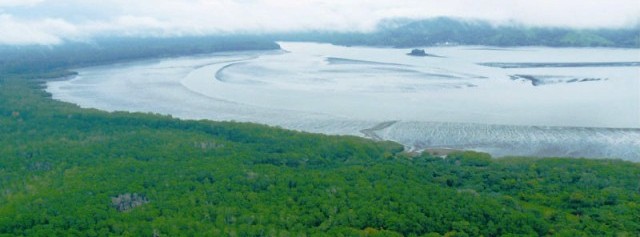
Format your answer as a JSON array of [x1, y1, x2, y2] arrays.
[[47, 42, 640, 160]]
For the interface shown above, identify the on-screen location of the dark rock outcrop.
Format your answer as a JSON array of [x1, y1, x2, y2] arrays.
[[111, 193, 149, 212], [407, 49, 427, 56]]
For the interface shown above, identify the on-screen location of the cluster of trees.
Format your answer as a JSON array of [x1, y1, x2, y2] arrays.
[[277, 17, 640, 48], [0, 76, 638, 236]]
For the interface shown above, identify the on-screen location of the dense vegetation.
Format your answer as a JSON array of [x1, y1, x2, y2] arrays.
[[278, 17, 640, 48], [1, 37, 639, 236], [1, 74, 639, 235], [0, 36, 280, 78]]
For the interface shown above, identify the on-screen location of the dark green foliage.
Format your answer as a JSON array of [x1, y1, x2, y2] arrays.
[[0, 76, 639, 236], [0, 36, 280, 76]]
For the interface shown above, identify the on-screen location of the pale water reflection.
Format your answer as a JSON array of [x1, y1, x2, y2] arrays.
[[47, 42, 640, 160]]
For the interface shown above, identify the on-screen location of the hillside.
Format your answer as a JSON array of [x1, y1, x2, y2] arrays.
[[277, 17, 640, 48], [0, 36, 280, 78]]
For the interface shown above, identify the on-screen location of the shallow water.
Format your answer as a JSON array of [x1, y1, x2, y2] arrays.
[[47, 42, 640, 160]]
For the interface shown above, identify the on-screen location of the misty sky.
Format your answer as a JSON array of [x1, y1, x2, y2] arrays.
[[0, 0, 638, 45]]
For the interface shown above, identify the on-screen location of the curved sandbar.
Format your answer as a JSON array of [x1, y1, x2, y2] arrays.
[[47, 42, 640, 160]]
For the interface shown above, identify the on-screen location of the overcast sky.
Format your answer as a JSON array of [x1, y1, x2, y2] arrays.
[[0, 0, 638, 45]]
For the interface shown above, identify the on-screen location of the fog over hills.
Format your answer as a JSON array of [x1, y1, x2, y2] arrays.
[[275, 17, 640, 47], [2, 1, 640, 236], [0, 0, 638, 45]]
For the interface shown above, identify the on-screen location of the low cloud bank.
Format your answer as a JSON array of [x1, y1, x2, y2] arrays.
[[0, 0, 638, 45]]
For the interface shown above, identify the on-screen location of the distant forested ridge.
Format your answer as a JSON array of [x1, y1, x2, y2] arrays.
[[0, 36, 280, 78], [275, 17, 640, 48], [2, 17, 637, 80]]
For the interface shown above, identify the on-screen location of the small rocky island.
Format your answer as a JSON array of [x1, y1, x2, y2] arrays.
[[407, 48, 442, 57], [407, 49, 428, 56]]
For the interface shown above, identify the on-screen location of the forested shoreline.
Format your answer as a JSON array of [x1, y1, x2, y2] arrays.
[[0, 37, 639, 236], [0, 75, 638, 236], [0, 36, 280, 79]]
